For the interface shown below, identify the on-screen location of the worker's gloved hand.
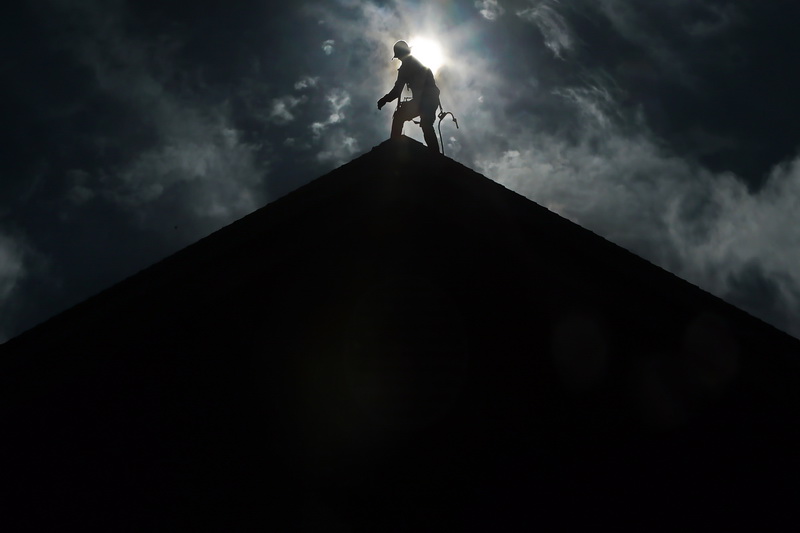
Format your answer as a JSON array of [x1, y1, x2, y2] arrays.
[[377, 97, 387, 110]]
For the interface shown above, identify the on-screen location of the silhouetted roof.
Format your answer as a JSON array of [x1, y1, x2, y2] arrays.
[[2, 135, 800, 530]]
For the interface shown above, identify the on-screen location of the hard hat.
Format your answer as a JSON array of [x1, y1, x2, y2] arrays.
[[392, 40, 411, 59]]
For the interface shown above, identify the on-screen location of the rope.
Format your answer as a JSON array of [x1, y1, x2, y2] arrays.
[[436, 108, 459, 156]]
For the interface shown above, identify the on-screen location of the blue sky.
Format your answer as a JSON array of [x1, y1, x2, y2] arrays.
[[3, 0, 800, 341]]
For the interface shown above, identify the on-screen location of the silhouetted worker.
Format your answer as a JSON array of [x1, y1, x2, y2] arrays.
[[377, 40, 441, 152]]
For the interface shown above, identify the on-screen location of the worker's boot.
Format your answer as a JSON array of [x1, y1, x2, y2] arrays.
[[422, 125, 439, 153]]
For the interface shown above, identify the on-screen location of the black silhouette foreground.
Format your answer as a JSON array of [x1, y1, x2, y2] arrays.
[[378, 40, 441, 152], [2, 136, 800, 530]]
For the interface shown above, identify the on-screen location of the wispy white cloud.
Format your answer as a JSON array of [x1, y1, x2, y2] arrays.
[[475, 0, 505, 21], [316, 129, 360, 165], [310, 88, 351, 137], [322, 39, 336, 55], [552, 75, 623, 130], [110, 121, 265, 224], [294, 76, 320, 90], [269, 95, 308, 124], [325, 89, 351, 122], [666, 154, 800, 334], [517, 0, 574, 59]]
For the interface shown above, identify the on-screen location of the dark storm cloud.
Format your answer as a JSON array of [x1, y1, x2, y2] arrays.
[[47, 0, 269, 224], [2, 0, 800, 341], [480, 0, 800, 337], [566, 1, 800, 186], [1, 0, 277, 337]]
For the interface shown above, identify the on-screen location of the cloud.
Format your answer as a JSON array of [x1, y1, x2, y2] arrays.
[[316, 130, 360, 166], [553, 83, 619, 130], [48, 0, 269, 237], [109, 121, 266, 225], [517, 0, 574, 59], [269, 95, 308, 124], [475, 103, 800, 338], [322, 39, 336, 55], [310, 88, 351, 137], [475, 0, 505, 21], [325, 89, 351, 122], [294, 76, 320, 90], [665, 154, 800, 335]]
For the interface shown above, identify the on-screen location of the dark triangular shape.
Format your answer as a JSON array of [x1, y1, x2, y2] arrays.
[[2, 136, 799, 529]]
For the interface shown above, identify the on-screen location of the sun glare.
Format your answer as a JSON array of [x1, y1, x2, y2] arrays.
[[408, 37, 444, 75]]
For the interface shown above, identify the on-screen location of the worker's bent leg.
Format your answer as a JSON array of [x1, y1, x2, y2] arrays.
[[391, 103, 412, 138], [390, 114, 405, 138], [421, 123, 439, 153], [420, 109, 439, 153], [392, 101, 421, 139]]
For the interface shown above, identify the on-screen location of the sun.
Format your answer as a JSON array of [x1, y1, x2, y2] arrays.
[[408, 37, 445, 75]]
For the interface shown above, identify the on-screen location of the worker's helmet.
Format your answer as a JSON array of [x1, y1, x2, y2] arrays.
[[392, 40, 411, 59]]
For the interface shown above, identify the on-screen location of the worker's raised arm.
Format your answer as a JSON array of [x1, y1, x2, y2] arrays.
[[377, 71, 405, 109]]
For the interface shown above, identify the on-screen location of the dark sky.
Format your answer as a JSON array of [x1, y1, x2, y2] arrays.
[[3, 0, 800, 342]]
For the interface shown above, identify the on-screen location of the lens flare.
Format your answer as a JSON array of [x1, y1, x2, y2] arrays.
[[408, 37, 444, 74]]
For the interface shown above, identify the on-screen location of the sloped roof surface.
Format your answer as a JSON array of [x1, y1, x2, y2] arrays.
[[2, 136, 799, 530]]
